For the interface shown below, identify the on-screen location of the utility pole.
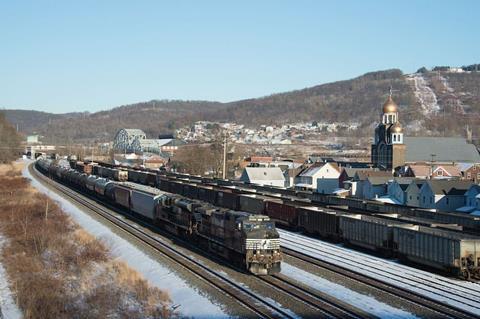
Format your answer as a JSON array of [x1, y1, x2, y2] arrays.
[[222, 133, 227, 179], [430, 154, 436, 179], [91, 144, 94, 163]]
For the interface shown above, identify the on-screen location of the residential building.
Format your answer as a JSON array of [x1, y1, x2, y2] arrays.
[[315, 163, 342, 194], [294, 162, 340, 191], [239, 167, 285, 187], [363, 176, 391, 200], [458, 184, 480, 213], [404, 180, 426, 207], [419, 180, 472, 211], [386, 178, 415, 204], [352, 170, 392, 198]]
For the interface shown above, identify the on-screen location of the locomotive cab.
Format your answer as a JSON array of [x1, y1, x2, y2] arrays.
[[241, 215, 282, 275]]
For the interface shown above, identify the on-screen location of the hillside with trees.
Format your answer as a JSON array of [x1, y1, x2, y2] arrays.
[[4, 67, 480, 144], [0, 112, 22, 163]]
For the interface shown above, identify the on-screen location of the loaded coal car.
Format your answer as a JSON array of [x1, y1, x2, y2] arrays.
[[297, 206, 345, 241], [214, 188, 240, 210], [374, 213, 463, 231], [127, 170, 156, 186], [239, 194, 267, 215], [197, 185, 217, 204], [406, 208, 480, 233], [393, 225, 480, 279], [339, 214, 412, 256], [264, 199, 299, 227]]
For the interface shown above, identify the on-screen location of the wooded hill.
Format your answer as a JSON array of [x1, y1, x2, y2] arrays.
[[4, 67, 480, 144]]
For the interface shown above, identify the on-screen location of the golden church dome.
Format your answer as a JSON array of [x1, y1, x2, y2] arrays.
[[391, 122, 403, 133], [383, 96, 398, 113]]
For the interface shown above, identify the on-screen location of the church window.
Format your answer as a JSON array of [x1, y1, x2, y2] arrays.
[[393, 135, 396, 142]]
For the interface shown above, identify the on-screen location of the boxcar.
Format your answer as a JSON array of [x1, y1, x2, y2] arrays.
[[393, 225, 480, 278], [265, 199, 298, 227], [339, 214, 411, 255], [298, 206, 343, 241], [113, 184, 131, 209], [130, 184, 165, 220]]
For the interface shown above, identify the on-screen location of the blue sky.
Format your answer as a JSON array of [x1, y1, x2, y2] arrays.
[[1, 1, 479, 113]]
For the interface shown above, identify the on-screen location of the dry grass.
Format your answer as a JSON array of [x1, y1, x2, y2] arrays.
[[0, 163, 173, 318]]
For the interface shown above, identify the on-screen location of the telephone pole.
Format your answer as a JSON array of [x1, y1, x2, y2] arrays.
[[222, 134, 227, 179]]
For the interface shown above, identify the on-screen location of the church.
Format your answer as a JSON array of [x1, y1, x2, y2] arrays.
[[371, 94, 480, 171]]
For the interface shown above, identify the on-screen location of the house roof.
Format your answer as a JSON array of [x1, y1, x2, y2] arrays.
[[367, 176, 392, 185], [242, 167, 285, 181], [407, 165, 431, 177], [354, 170, 392, 181], [433, 165, 461, 177], [342, 167, 366, 177], [456, 162, 475, 172], [405, 137, 480, 163], [424, 180, 473, 195]]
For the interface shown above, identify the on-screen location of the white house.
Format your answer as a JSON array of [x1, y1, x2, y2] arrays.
[[294, 162, 340, 191], [316, 163, 342, 194], [239, 167, 285, 187], [386, 178, 415, 204]]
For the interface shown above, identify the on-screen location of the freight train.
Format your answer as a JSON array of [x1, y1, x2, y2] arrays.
[[36, 159, 282, 275], [75, 160, 480, 280]]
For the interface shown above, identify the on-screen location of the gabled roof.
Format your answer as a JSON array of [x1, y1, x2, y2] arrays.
[[456, 162, 475, 172], [367, 176, 392, 185], [433, 165, 461, 177], [242, 167, 285, 182], [354, 170, 392, 181], [405, 137, 480, 163], [423, 180, 473, 195], [407, 165, 431, 177], [298, 162, 323, 177]]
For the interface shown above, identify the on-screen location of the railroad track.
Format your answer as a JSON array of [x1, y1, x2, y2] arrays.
[[282, 247, 479, 319], [31, 164, 372, 319], [85, 163, 480, 318]]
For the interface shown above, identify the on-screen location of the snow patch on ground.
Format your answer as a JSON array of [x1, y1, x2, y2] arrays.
[[282, 263, 418, 318], [0, 237, 23, 319], [23, 163, 229, 318]]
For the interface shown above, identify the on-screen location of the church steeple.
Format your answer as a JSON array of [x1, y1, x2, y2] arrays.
[[382, 94, 399, 125], [372, 90, 406, 171]]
